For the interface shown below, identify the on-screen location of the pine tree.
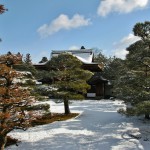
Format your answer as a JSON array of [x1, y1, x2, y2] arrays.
[[47, 53, 93, 114], [0, 55, 35, 149], [24, 53, 32, 64], [94, 52, 127, 98], [115, 21, 150, 119]]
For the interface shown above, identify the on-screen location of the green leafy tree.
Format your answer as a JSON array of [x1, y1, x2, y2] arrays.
[[47, 53, 93, 114], [116, 21, 150, 119]]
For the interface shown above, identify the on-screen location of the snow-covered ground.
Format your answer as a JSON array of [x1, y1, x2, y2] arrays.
[[7, 100, 150, 150]]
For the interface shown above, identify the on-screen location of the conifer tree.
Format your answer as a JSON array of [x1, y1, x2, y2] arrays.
[[0, 55, 34, 149], [95, 53, 126, 80], [47, 53, 93, 114], [115, 21, 150, 119], [24, 53, 32, 64]]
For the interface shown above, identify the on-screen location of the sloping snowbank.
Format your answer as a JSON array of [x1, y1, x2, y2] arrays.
[[7, 100, 150, 150]]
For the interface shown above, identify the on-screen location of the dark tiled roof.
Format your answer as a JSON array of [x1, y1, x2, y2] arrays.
[[88, 73, 108, 84]]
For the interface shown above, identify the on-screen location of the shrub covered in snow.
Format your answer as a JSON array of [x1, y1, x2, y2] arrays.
[[25, 103, 50, 112]]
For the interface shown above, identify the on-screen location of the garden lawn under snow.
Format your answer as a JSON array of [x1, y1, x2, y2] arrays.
[[7, 100, 150, 150]]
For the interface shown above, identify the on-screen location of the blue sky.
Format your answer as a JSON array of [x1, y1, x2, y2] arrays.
[[0, 0, 150, 63]]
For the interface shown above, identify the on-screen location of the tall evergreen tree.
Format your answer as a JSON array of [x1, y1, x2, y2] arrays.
[[115, 21, 150, 119], [94, 52, 126, 87], [47, 53, 93, 114]]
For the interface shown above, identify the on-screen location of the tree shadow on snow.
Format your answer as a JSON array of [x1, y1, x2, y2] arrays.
[[7, 100, 150, 150]]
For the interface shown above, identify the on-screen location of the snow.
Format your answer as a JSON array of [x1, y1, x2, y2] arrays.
[[75, 53, 93, 63], [7, 100, 150, 150], [51, 49, 94, 64]]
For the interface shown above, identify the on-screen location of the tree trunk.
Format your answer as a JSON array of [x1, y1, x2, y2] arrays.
[[64, 99, 70, 115], [0, 135, 7, 150], [145, 113, 150, 119]]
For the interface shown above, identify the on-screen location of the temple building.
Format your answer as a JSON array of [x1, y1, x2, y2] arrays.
[[51, 49, 103, 72], [34, 48, 112, 99]]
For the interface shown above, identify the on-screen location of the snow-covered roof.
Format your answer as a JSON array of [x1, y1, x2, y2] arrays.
[[33, 62, 47, 66], [51, 49, 94, 64], [33, 49, 103, 71]]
